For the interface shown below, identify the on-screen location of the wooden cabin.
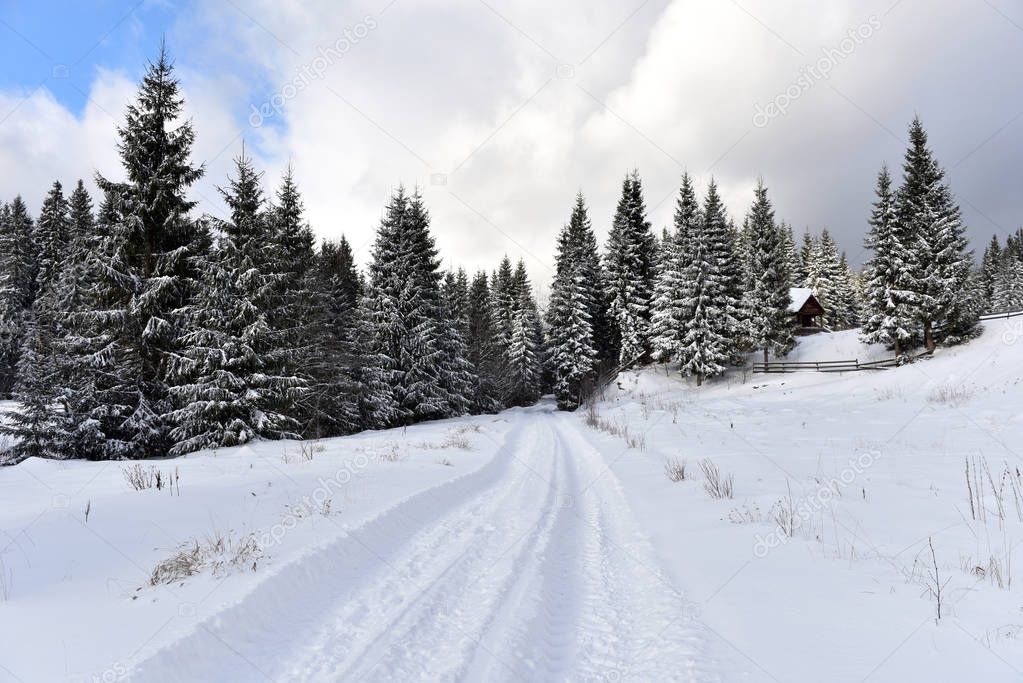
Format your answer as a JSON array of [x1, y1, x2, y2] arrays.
[[789, 287, 825, 333]]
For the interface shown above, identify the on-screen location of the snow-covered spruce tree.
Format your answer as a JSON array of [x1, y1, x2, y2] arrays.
[[1006, 229, 1023, 265], [779, 222, 799, 287], [364, 186, 449, 425], [1, 308, 57, 462], [505, 286, 544, 408], [3, 181, 76, 456], [48, 181, 108, 459], [350, 293, 399, 430], [834, 252, 861, 328], [897, 116, 978, 351], [264, 168, 340, 437], [980, 235, 1003, 309], [797, 231, 815, 288], [564, 193, 612, 367], [466, 271, 504, 413], [27, 182, 72, 384], [678, 199, 730, 386], [0, 198, 37, 398], [294, 235, 363, 438], [50, 187, 139, 459], [437, 270, 477, 416], [168, 154, 301, 454], [490, 255, 516, 370], [267, 166, 317, 334], [444, 270, 471, 337], [998, 231, 1023, 314], [488, 254, 522, 402], [805, 229, 856, 330], [861, 166, 915, 354], [702, 180, 745, 362], [605, 170, 657, 365], [552, 240, 597, 411], [34, 182, 71, 298], [651, 173, 700, 364], [91, 44, 205, 458], [743, 180, 794, 364], [993, 258, 1023, 313], [548, 216, 596, 410], [504, 261, 543, 406]]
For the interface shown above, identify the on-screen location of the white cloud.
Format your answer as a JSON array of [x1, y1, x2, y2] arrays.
[[0, 70, 131, 213], [3, 0, 1022, 274]]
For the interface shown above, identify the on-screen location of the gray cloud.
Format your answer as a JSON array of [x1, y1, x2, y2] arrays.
[[1, 0, 1021, 278]]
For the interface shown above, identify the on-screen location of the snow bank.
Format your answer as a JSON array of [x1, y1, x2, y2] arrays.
[[579, 316, 1023, 682], [0, 413, 516, 682]]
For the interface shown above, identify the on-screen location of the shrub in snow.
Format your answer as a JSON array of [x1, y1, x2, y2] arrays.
[[378, 444, 406, 462], [728, 503, 763, 524], [440, 431, 472, 450], [664, 457, 687, 482], [149, 533, 262, 586], [698, 459, 734, 500], [927, 384, 973, 407], [122, 464, 177, 492]]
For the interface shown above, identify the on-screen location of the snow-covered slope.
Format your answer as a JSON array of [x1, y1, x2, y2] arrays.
[[583, 318, 1023, 682], [3, 319, 1022, 682], [0, 413, 519, 682]]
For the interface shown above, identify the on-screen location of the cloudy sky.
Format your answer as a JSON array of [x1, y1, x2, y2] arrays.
[[1, 0, 1022, 282]]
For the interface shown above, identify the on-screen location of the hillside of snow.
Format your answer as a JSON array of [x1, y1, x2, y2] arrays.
[[584, 317, 1023, 681]]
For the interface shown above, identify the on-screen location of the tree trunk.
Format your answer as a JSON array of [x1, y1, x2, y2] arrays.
[[894, 336, 900, 359], [924, 320, 935, 354], [697, 374, 703, 387], [763, 346, 769, 365]]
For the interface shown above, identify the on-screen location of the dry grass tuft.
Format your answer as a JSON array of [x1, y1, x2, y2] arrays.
[[150, 532, 262, 586], [664, 457, 687, 482], [698, 459, 734, 499]]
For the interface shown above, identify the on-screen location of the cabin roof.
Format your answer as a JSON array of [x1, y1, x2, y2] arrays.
[[788, 287, 815, 314]]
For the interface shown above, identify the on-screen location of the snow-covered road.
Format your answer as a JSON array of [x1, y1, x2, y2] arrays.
[[127, 405, 715, 682]]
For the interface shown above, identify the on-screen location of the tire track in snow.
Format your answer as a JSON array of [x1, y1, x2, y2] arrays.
[[125, 412, 533, 682], [127, 405, 718, 682], [484, 414, 717, 682], [287, 418, 562, 681], [555, 416, 718, 682]]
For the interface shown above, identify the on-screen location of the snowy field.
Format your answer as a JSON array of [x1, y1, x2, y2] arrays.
[[0, 414, 525, 682], [1, 317, 1022, 682], [585, 315, 1023, 681]]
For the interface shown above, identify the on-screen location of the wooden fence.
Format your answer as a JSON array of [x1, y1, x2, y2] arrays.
[[754, 309, 1023, 374], [978, 309, 1023, 322], [752, 357, 898, 374]]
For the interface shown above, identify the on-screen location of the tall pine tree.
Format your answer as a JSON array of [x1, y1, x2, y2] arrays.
[[743, 180, 794, 363], [0, 198, 36, 397], [168, 154, 300, 453], [548, 202, 597, 410], [605, 170, 656, 365], [896, 117, 978, 351], [465, 271, 503, 412], [92, 43, 205, 457], [364, 186, 449, 425], [651, 173, 700, 364]]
